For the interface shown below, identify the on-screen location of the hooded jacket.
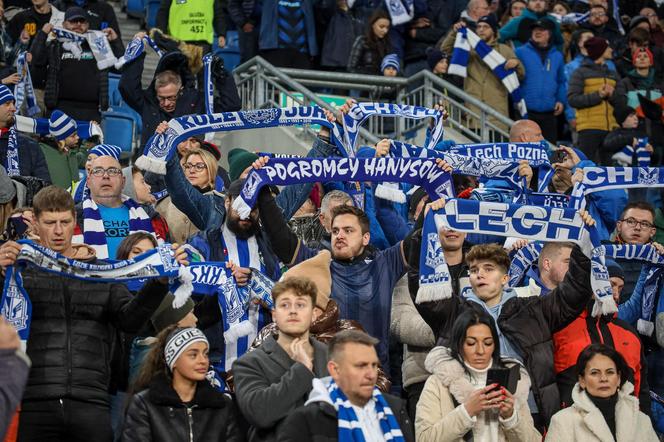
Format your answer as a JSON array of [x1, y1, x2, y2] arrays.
[[545, 382, 658, 441], [412, 246, 594, 428], [118, 51, 241, 149], [276, 377, 415, 442], [567, 59, 620, 132], [122, 373, 242, 442], [0, 244, 169, 405], [416, 349, 540, 442]]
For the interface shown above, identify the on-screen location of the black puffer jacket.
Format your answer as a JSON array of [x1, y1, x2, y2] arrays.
[[119, 51, 241, 152], [122, 373, 243, 442], [4, 266, 169, 405], [347, 35, 391, 75], [411, 246, 593, 428]]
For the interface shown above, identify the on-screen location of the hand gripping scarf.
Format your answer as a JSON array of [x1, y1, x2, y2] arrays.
[[448, 27, 527, 118], [53, 27, 117, 70], [508, 241, 544, 287], [448, 141, 553, 192], [569, 167, 664, 210], [114, 34, 163, 69], [0, 241, 191, 349], [417, 199, 615, 317], [231, 156, 455, 219], [327, 379, 405, 442], [597, 244, 664, 335], [136, 107, 348, 174]]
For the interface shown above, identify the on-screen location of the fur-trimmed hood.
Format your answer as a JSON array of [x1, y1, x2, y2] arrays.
[[424, 345, 531, 407]]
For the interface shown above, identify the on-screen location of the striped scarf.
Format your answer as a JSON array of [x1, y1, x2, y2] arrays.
[[72, 196, 155, 259], [213, 224, 271, 372], [5, 125, 19, 176], [508, 242, 544, 287], [114, 34, 163, 69], [328, 379, 405, 442], [449, 27, 527, 118], [14, 52, 40, 117], [16, 115, 103, 142], [53, 27, 117, 70]]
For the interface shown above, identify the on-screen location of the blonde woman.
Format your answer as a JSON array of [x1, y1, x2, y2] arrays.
[[156, 147, 222, 243]]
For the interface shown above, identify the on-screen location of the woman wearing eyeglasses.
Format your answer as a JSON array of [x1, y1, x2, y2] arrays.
[[155, 147, 220, 243]]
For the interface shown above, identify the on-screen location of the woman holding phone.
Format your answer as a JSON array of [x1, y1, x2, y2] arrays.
[[416, 309, 541, 442]]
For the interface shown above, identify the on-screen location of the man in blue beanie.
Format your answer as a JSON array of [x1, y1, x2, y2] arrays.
[[0, 85, 51, 182]]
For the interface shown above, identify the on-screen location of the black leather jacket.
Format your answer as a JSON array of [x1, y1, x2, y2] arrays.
[[122, 373, 243, 442]]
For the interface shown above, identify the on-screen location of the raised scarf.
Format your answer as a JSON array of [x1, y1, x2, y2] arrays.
[[53, 27, 117, 70], [72, 196, 156, 259], [231, 156, 454, 219], [114, 34, 163, 69], [508, 242, 544, 288], [448, 27, 527, 118], [569, 167, 664, 210], [14, 52, 40, 117], [16, 115, 103, 141], [418, 199, 615, 316], [328, 379, 405, 442]]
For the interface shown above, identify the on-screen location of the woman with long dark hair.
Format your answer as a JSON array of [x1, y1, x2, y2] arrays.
[[546, 344, 658, 441], [347, 9, 392, 75], [122, 325, 242, 441], [416, 309, 540, 441]]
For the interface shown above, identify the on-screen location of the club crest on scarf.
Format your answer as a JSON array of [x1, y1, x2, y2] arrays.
[[639, 168, 659, 185], [242, 108, 280, 126], [426, 232, 444, 269], [1, 284, 28, 331]]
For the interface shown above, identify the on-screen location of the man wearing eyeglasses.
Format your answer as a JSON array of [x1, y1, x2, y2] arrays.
[[612, 202, 658, 302], [29, 7, 125, 122], [119, 32, 241, 156], [581, 4, 621, 48], [71, 154, 170, 259]]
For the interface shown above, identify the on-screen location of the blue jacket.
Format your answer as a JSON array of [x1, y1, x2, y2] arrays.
[[618, 265, 664, 327], [563, 55, 617, 122], [515, 42, 566, 113], [258, 0, 318, 55], [165, 137, 338, 232], [498, 9, 563, 50]]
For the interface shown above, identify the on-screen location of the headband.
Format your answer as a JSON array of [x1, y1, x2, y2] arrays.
[[164, 327, 209, 370]]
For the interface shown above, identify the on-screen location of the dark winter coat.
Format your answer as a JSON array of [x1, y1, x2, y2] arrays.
[[1, 266, 169, 405], [122, 373, 243, 442], [347, 35, 391, 75], [0, 131, 51, 182], [119, 51, 241, 150]]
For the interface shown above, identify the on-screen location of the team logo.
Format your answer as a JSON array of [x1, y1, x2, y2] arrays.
[[242, 173, 263, 200], [243, 109, 280, 126], [638, 168, 659, 185], [425, 232, 445, 269], [151, 127, 178, 158], [94, 35, 109, 55], [158, 244, 178, 272], [221, 279, 246, 324], [2, 286, 28, 331]]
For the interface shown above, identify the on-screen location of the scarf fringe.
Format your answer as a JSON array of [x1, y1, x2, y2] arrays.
[[172, 266, 194, 308], [416, 283, 453, 304], [591, 295, 618, 317], [224, 320, 255, 344], [135, 155, 166, 175], [374, 183, 406, 203]]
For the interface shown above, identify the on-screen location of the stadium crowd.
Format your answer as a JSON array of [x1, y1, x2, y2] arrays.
[[0, 0, 664, 441]]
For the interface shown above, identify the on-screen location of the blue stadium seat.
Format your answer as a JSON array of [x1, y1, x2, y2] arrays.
[[108, 73, 123, 108], [145, 0, 161, 29], [126, 0, 146, 18], [101, 111, 135, 156], [213, 31, 241, 72]]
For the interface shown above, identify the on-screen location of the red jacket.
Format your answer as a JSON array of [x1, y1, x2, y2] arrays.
[[553, 307, 650, 414]]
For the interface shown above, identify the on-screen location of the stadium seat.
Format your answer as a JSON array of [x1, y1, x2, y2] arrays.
[[108, 73, 123, 108], [101, 111, 136, 157], [214, 31, 241, 72], [145, 0, 161, 29], [126, 0, 146, 19]]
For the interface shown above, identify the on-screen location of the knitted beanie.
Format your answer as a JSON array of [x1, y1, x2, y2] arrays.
[[49, 110, 78, 141], [228, 148, 258, 181]]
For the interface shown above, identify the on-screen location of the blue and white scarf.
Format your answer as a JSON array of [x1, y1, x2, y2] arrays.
[[114, 34, 163, 69], [231, 156, 454, 219], [137, 107, 347, 174], [53, 27, 117, 70], [597, 244, 664, 335], [202, 53, 214, 115], [381, 140, 527, 202], [1, 241, 188, 349], [418, 199, 615, 316], [508, 242, 544, 288], [328, 379, 405, 442], [16, 115, 103, 141], [448, 141, 553, 192], [13, 52, 40, 117], [550, 12, 590, 24], [448, 27, 527, 118], [72, 196, 156, 259], [384, 0, 413, 25], [340, 103, 445, 154], [5, 125, 19, 176], [569, 167, 664, 210]]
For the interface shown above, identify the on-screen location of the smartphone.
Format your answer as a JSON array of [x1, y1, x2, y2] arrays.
[[486, 365, 521, 394], [550, 149, 567, 164]]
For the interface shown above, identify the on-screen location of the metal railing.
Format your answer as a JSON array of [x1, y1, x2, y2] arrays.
[[233, 56, 516, 147]]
